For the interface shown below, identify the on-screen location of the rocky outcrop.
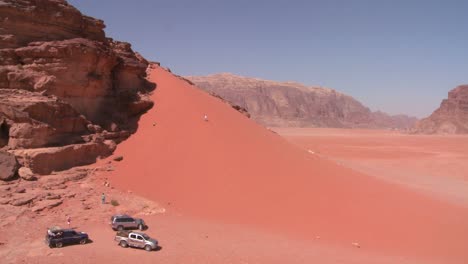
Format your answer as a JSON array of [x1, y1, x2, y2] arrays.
[[187, 73, 417, 129], [414, 85, 468, 134], [0, 0, 155, 176], [0, 151, 19, 180], [11, 141, 116, 175]]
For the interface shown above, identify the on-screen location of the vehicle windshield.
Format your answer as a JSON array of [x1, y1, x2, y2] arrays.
[[142, 234, 150, 240]]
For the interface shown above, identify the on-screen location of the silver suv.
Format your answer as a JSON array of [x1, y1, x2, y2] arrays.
[[115, 231, 158, 251], [110, 214, 146, 231]]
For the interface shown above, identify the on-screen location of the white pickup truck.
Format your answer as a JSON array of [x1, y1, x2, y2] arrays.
[[114, 231, 158, 251]]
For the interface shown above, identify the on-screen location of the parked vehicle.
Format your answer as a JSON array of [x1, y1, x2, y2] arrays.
[[114, 230, 158, 251], [110, 214, 146, 231], [45, 227, 89, 248]]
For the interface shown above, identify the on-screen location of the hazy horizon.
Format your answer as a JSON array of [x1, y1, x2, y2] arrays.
[[68, 0, 468, 118]]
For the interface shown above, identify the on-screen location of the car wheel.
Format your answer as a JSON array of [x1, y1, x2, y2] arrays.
[[145, 245, 152, 251], [138, 224, 144, 230], [120, 241, 128, 248], [79, 239, 87, 245], [117, 225, 124, 231], [56, 242, 63, 248]]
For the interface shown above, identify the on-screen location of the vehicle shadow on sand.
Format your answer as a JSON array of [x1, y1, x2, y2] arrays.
[[154, 246, 162, 251], [51, 239, 94, 248]]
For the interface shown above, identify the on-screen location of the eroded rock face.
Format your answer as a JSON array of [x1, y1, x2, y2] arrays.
[[0, 0, 155, 175], [187, 73, 417, 129], [414, 85, 468, 134]]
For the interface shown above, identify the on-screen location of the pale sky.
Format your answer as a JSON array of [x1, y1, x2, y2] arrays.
[[69, 0, 468, 117]]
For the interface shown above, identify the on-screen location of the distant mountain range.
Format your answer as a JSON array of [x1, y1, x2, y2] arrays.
[[186, 73, 418, 129]]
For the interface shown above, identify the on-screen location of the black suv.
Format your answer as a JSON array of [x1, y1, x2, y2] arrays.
[[110, 214, 146, 231], [45, 228, 89, 248]]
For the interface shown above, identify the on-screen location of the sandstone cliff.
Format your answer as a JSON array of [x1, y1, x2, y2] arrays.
[[187, 73, 417, 129], [0, 0, 154, 176], [414, 85, 468, 134]]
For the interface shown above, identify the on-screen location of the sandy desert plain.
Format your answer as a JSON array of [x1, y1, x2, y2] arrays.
[[1, 66, 467, 264]]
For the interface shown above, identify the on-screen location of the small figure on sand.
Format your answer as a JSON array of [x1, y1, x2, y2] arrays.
[[101, 193, 106, 204], [67, 216, 71, 227], [103, 178, 110, 187], [203, 114, 208, 122]]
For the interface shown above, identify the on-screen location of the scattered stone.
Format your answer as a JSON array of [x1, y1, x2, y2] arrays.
[[0, 186, 11, 192], [0, 180, 15, 186], [10, 195, 35, 206], [351, 242, 361, 248], [63, 171, 88, 182], [113, 156, 123, 162], [47, 183, 67, 190], [18, 167, 37, 181], [31, 199, 63, 212], [15, 188, 26, 193], [45, 194, 61, 200]]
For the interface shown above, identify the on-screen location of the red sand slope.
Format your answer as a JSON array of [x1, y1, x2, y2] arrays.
[[110, 67, 468, 263]]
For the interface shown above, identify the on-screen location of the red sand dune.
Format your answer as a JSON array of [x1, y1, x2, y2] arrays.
[[110, 67, 468, 263]]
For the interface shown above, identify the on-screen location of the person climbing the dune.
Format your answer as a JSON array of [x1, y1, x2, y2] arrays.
[[204, 114, 208, 122]]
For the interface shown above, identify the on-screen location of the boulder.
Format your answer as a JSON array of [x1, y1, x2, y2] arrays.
[[18, 167, 36, 181], [113, 155, 123, 162], [0, 151, 19, 181]]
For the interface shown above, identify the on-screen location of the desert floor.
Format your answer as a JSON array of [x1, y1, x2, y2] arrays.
[[274, 127, 468, 207], [3, 127, 467, 263]]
